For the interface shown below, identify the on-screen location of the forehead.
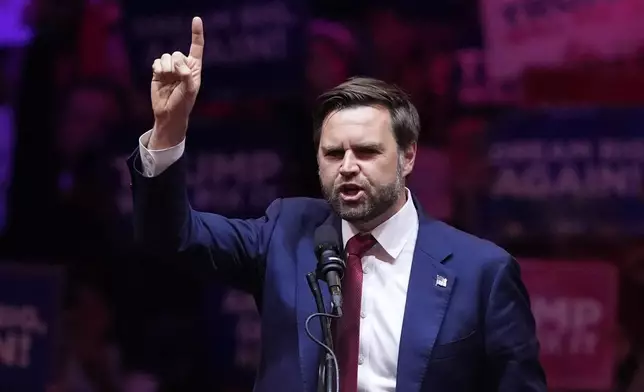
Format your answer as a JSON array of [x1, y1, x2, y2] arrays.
[[320, 105, 394, 146]]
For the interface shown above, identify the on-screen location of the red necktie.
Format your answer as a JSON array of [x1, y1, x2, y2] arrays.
[[335, 233, 377, 392]]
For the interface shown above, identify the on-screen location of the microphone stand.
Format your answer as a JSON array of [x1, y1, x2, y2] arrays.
[[306, 272, 337, 392]]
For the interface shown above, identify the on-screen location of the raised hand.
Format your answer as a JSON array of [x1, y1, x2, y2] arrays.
[[149, 16, 204, 149]]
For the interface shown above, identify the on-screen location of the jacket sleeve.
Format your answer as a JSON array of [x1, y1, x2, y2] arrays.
[[483, 256, 548, 391], [127, 149, 281, 294]]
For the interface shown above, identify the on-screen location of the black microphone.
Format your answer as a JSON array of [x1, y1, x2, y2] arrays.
[[314, 225, 346, 317]]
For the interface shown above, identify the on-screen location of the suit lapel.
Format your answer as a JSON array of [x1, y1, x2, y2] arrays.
[[296, 211, 338, 391], [395, 205, 454, 392]]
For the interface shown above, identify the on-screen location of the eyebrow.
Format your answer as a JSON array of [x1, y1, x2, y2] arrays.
[[320, 142, 385, 153]]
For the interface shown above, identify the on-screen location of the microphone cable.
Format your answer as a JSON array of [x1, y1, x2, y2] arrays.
[[306, 271, 340, 392], [305, 311, 341, 392]]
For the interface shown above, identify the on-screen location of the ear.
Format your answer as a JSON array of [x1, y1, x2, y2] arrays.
[[401, 142, 416, 177]]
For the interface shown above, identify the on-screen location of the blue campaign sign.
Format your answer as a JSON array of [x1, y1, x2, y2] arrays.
[[111, 108, 317, 221], [0, 263, 64, 392], [479, 108, 644, 240], [122, 0, 307, 102], [182, 118, 290, 218]]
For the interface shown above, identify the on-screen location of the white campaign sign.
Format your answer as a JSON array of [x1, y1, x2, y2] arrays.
[[480, 0, 644, 80]]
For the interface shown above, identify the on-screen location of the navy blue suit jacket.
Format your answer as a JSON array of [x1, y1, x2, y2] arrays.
[[128, 151, 547, 392]]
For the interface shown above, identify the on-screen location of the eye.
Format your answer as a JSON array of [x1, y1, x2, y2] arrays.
[[324, 149, 345, 159], [353, 147, 380, 159]]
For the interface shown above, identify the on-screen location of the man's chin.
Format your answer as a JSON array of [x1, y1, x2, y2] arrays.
[[334, 203, 370, 222]]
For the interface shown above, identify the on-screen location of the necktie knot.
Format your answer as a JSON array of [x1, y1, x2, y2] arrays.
[[345, 233, 377, 259]]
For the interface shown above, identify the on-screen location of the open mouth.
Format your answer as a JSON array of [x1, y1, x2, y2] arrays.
[[338, 184, 365, 201]]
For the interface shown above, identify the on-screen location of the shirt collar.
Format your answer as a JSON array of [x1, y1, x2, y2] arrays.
[[341, 188, 418, 260]]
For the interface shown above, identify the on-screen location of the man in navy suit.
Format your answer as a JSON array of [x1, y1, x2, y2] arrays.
[[128, 16, 547, 392]]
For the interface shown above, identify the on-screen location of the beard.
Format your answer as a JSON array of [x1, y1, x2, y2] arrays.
[[321, 163, 405, 224]]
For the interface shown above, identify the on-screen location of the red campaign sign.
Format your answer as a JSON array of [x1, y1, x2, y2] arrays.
[[522, 64, 644, 106], [519, 259, 619, 391], [407, 147, 452, 221]]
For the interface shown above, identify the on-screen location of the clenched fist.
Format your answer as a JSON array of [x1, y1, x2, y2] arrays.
[[149, 16, 205, 150]]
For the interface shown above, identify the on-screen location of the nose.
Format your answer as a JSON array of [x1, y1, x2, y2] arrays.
[[339, 151, 359, 177]]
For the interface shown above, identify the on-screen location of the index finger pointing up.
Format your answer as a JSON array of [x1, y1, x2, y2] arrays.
[[189, 16, 204, 61]]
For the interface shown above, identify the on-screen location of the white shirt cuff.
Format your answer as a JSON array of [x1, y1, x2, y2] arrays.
[[138, 130, 185, 177]]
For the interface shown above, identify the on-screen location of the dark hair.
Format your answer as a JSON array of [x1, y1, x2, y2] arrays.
[[312, 76, 420, 151]]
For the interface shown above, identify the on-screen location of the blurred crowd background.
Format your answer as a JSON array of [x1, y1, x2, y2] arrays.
[[0, 0, 643, 391]]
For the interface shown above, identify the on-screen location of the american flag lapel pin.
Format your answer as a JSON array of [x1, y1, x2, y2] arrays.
[[435, 275, 448, 288]]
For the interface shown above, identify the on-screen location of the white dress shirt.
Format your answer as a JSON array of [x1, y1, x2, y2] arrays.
[[138, 132, 419, 391], [341, 189, 418, 392], [138, 130, 186, 177]]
